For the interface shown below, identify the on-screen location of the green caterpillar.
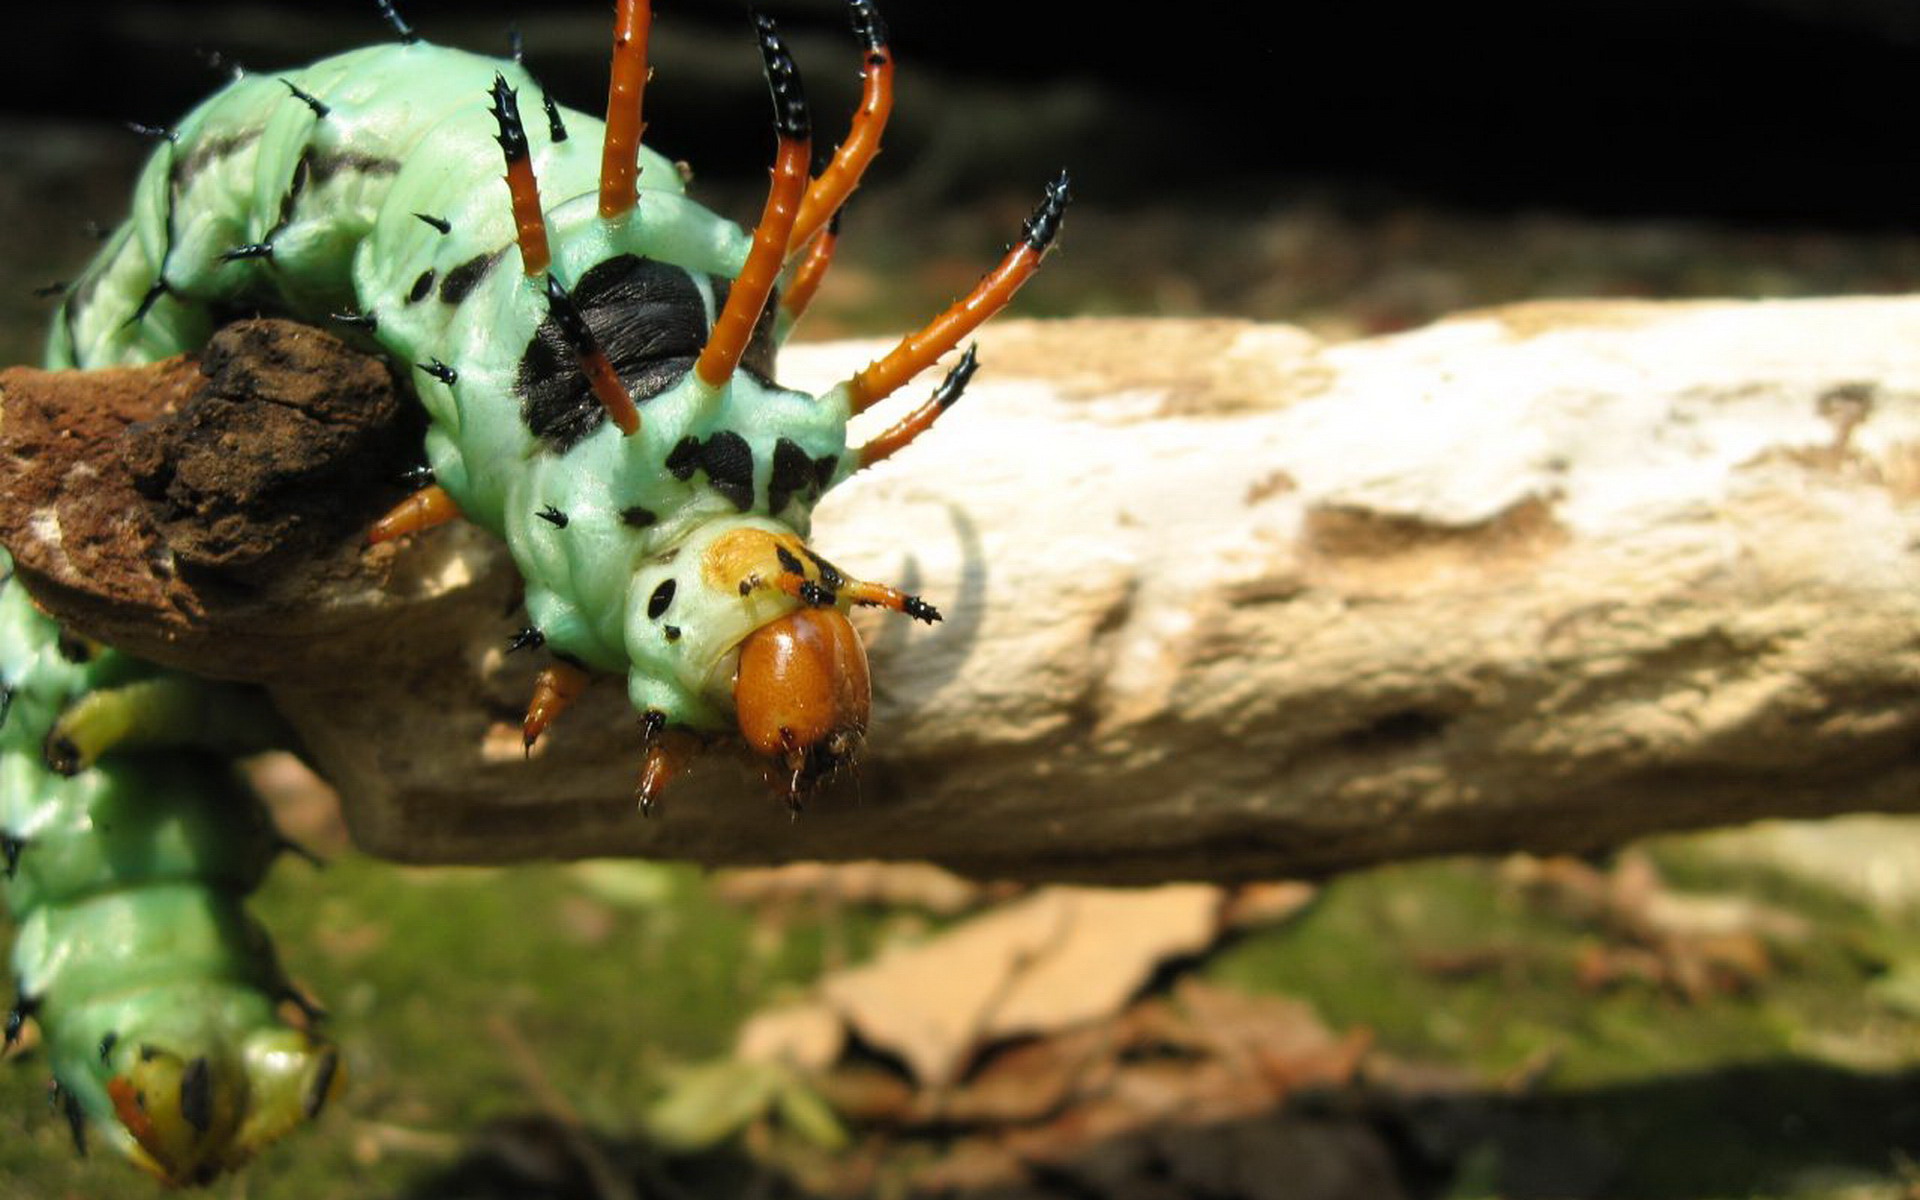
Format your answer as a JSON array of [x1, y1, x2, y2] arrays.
[[10, 0, 1064, 1179], [0, 549, 342, 1183]]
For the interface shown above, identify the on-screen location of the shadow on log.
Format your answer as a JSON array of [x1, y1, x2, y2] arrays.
[[2, 305, 1919, 880]]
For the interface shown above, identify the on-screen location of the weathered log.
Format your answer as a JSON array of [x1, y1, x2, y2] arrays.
[[3, 302, 1918, 881]]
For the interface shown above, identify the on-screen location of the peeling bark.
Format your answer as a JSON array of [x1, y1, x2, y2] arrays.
[[3, 301, 1918, 881]]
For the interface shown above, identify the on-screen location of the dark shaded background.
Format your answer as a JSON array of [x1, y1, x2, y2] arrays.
[[8, 0, 1920, 225]]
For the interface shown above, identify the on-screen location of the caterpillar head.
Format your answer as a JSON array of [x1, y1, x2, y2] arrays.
[[102, 1029, 341, 1186], [392, 0, 1065, 810]]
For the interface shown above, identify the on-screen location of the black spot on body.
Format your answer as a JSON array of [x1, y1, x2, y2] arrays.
[[775, 546, 805, 577], [97, 1032, 117, 1063], [698, 432, 755, 510], [518, 255, 707, 452], [621, 505, 657, 528], [768, 438, 816, 514], [439, 249, 503, 305], [507, 627, 545, 653], [663, 625, 682, 642], [804, 549, 845, 589], [666, 436, 701, 480], [536, 505, 568, 528], [407, 269, 435, 304], [647, 579, 676, 619], [0, 832, 22, 879], [54, 631, 94, 663]]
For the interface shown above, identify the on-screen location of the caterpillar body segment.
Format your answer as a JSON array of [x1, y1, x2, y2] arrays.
[[0, 554, 339, 1184], [48, 0, 1068, 811]]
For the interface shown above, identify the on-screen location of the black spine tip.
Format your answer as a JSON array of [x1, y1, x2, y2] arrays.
[[640, 710, 667, 741], [5, 997, 37, 1048], [849, 0, 889, 55], [281, 78, 330, 118], [752, 13, 811, 142], [125, 121, 178, 143], [507, 626, 546, 653], [542, 92, 569, 144], [935, 344, 980, 408], [377, 0, 419, 44], [542, 275, 599, 356], [417, 359, 458, 386], [536, 505, 569, 528], [219, 242, 275, 262], [904, 595, 942, 624], [400, 463, 436, 487], [31, 281, 67, 299], [97, 1032, 118, 1064], [507, 24, 525, 64], [42, 734, 81, 777], [413, 211, 452, 234], [331, 309, 378, 332], [0, 832, 23, 881], [1020, 169, 1072, 253], [54, 1082, 87, 1157], [304, 1050, 341, 1120], [489, 74, 529, 161]]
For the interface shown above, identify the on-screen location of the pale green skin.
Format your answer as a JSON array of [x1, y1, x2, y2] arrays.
[[0, 551, 311, 1159], [51, 42, 858, 732]]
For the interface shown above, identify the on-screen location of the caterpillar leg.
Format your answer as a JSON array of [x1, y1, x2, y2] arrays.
[[634, 726, 702, 815], [42, 677, 289, 776], [521, 662, 590, 753], [367, 483, 462, 544]]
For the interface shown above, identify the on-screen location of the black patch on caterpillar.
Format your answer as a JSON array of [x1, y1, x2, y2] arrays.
[[0, 833, 22, 880], [175, 129, 263, 190], [775, 546, 806, 577], [517, 255, 705, 452], [97, 1032, 117, 1063], [407, 269, 436, 304], [647, 579, 676, 620], [0, 681, 12, 732], [709, 277, 781, 380], [438, 249, 505, 306], [5, 996, 35, 1047], [54, 631, 94, 664], [621, 505, 657, 529], [665, 431, 755, 509], [306, 150, 400, 186], [803, 547, 845, 590], [536, 505, 568, 528], [768, 437, 836, 514], [663, 624, 682, 642]]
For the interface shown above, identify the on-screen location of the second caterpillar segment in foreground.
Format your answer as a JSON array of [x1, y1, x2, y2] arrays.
[[52, 0, 1069, 810]]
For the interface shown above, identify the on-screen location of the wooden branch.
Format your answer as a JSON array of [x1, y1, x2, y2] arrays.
[[4, 303, 1919, 882]]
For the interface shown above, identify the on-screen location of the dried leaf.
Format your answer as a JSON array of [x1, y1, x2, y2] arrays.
[[820, 885, 1223, 1085]]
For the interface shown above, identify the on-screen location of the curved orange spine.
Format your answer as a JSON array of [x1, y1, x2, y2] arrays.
[[787, 1, 892, 253], [778, 216, 839, 324], [696, 15, 810, 388], [846, 171, 1068, 415], [599, 0, 652, 219]]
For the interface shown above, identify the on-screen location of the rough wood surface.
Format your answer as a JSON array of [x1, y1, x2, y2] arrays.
[[3, 302, 1918, 881]]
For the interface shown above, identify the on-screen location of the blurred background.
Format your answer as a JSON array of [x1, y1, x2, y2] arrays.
[[2, 1, 1920, 1196]]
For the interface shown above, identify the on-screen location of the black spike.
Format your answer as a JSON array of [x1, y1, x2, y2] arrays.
[[798, 580, 835, 607], [197, 47, 248, 81], [413, 211, 451, 235], [281, 77, 330, 118], [542, 92, 569, 144], [640, 710, 667, 741], [751, 13, 810, 142], [417, 359, 458, 386], [31, 280, 67, 299], [276, 835, 327, 870], [219, 242, 275, 262], [331, 309, 378, 332], [1, 832, 23, 880], [6, 996, 39, 1048], [488, 74, 529, 163], [376, 0, 418, 44], [536, 505, 569, 528], [903, 595, 941, 623], [83, 219, 112, 242], [400, 463, 436, 487], [124, 278, 170, 327], [849, 0, 889, 56], [125, 121, 177, 142], [935, 343, 979, 408], [51, 1080, 87, 1157], [507, 626, 545, 653], [1019, 170, 1072, 254], [1, 681, 13, 730], [178, 1057, 214, 1132], [280, 987, 328, 1025], [97, 1032, 118, 1064], [541, 275, 607, 362], [507, 23, 525, 63], [304, 1050, 341, 1119]]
